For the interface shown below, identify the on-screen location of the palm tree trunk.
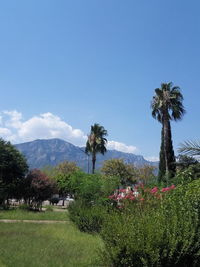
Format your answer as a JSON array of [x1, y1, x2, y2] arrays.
[[92, 153, 96, 174]]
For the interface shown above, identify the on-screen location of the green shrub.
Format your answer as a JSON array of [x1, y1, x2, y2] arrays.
[[100, 180, 200, 266], [68, 200, 107, 233], [173, 163, 200, 186], [67, 172, 120, 201], [67, 172, 119, 233]]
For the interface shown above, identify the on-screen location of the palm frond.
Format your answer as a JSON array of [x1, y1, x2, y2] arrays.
[[151, 82, 185, 123], [178, 140, 200, 156]]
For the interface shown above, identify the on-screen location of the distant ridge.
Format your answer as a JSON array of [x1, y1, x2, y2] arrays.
[[15, 138, 158, 172]]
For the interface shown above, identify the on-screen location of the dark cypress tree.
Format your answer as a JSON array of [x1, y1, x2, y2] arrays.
[[158, 127, 165, 182], [158, 123, 176, 182], [166, 121, 176, 178]]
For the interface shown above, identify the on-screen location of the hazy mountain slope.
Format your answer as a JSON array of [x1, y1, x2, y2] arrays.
[[15, 138, 158, 172]]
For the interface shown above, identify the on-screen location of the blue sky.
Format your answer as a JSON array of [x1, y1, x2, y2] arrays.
[[0, 0, 199, 161]]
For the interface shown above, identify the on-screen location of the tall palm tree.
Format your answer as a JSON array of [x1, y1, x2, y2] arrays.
[[178, 140, 200, 156], [85, 123, 108, 174], [151, 82, 185, 181]]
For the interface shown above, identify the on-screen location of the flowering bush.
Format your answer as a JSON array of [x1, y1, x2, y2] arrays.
[[100, 180, 200, 267], [108, 184, 176, 208]]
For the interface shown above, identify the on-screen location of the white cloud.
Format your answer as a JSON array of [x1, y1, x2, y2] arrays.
[[3, 110, 22, 129], [107, 140, 137, 153], [0, 111, 87, 146], [0, 110, 138, 154], [144, 156, 159, 162], [17, 112, 87, 146], [0, 127, 16, 142]]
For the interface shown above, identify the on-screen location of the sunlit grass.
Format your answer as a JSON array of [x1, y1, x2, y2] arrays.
[[0, 209, 68, 221], [0, 222, 104, 267]]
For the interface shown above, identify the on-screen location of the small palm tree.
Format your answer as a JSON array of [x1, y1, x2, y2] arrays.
[[178, 140, 200, 156], [85, 123, 108, 174], [151, 82, 185, 181]]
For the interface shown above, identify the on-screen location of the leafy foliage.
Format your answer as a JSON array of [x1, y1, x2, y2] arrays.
[[68, 172, 119, 232], [173, 163, 200, 185], [53, 161, 80, 198], [23, 169, 56, 210], [68, 172, 120, 202], [137, 165, 156, 185], [100, 180, 200, 266], [68, 200, 107, 233], [176, 154, 198, 170], [0, 138, 28, 206], [101, 159, 137, 185]]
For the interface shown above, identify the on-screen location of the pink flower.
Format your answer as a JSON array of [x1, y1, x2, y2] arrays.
[[151, 187, 158, 194], [119, 189, 126, 193], [161, 187, 170, 192], [170, 184, 175, 190], [117, 194, 123, 200], [128, 195, 135, 200]]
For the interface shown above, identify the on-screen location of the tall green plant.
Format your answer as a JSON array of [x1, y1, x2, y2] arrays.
[[85, 123, 108, 174], [151, 82, 185, 182]]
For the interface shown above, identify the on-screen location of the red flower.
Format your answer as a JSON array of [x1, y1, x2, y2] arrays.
[[161, 187, 170, 192], [151, 187, 158, 194]]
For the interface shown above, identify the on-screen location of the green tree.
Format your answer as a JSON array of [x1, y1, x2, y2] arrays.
[[158, 127, 166, 181], [24, 169, 56, 210], [151, 82, 185, 182], [137, 165, 156, 185], [54, 161, 80, 203], [101, 158, 137, 185], [0, 138, 28, 206], [85, 123, 108, 174], [55, 161, 79, 174]]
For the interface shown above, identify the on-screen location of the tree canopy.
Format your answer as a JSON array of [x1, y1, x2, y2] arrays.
[[101, 159, 137, 185], [0, 138, 28, 205], [23, 169, 56, 210]]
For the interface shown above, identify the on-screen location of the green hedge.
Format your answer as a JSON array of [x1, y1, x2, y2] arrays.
[[68, 200, 107, 233]]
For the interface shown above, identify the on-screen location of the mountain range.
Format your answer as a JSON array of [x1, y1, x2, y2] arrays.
[[15, 138, 158, 172]]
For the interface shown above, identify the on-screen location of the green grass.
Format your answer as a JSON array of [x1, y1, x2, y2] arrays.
[[0, 209, 68, 221], [0, 222, 104, 267]]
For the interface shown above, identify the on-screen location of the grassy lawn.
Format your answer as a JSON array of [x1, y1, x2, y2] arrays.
[[0, 222, 104, 267], [0, 209, 68, 221]]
